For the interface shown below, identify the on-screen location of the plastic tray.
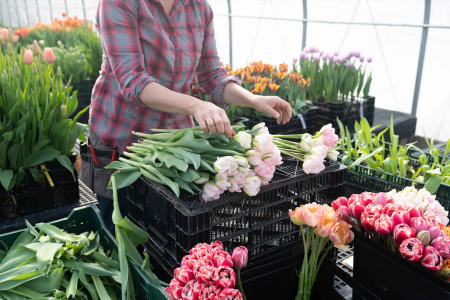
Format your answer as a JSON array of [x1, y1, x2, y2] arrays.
[[0, 205, 169, 300]]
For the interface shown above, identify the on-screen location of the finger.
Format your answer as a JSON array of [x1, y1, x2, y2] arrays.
[[219, 110, 233, 138], [278, 110, 283, 124], [213, 114, 225, 135], [198, 118, 210, 134], [266, 106, 281, 123], [282, 101, 292, 123], [207, 117, 217, 134]]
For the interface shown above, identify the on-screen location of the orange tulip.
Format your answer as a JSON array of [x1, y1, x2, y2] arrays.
[[279, 63, 288, 73], [23, 49, 33, 65], [274, 71, 287, 81], [247, 76, 255, 84], [251, 83, 266, 94], [268, 82, 280, 93]]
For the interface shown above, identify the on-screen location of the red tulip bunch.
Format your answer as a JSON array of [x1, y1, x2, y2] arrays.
[[165, 241, 247, 300], [333, 192, 450, 273]]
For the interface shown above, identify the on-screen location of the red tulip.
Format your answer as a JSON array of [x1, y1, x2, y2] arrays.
[[332, 197, 348, 211], [213, 267, 236, 289], [175, 265, 195, 285], [374, 214, 394, 235], [360, 192, 375, 206], [391, 210, 410, 226], [431, 236, 450, 259], [231, 246, 248, 269], [365, 203, 383, 215], [421, 246, 443, 271], [212, 251, 233, 269], [408, 206, 423, 218], [424, 213, 439, 226], [190, 244, 213, 261], [194, 259, 215, 283], [210, 241, 224, 253], [383, 203, 400, 216], [399, 238, 424, 261], [181, 255, 196, 270], [393, 224, 416, 244], [182, 279, 199, 300], [43, 47, 55, 63], [23, 49, 33, 65], [166, 279, 185, 300], [219, 288, 243, 300], [199, 284, 222, 300], [428, 225, 442, 242], [348, 200, 366, 219], [347, 194, 361, 207], [361, 212, 380, 233], [336, 206, 354, 226], [193, 281, 211, 300], [409, 217, 428, 233]]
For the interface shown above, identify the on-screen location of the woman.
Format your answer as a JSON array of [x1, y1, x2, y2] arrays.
[[84, 0, 292, 232]]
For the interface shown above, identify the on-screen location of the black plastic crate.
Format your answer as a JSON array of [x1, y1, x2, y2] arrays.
[[313, 96, 375, 135], [70, 78, 96, 124], [0, 155, 79, 223], [352, 229, 450, 299], [128, 160, 347, 266], [235, 107, 317, 134]]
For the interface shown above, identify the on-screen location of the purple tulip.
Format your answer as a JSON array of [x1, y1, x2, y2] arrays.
[[304, 47, 309, 53], [348, 62, 354, 68], [319, 50, 324, 56], [339, 55, 346, 63], [333, 56, 338, 63], [334, 51, 339, 56], [367, 56, 373, 63], [313, 53, 320, 61], [300, 52, 306, 60], [293, 57, 298, 63], [355, 51, 361, 58], [359, 56, 365, 63], [346, 53, 351, 59]]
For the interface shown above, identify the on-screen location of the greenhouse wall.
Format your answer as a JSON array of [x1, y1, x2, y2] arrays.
[[2, 0, 450, 141]]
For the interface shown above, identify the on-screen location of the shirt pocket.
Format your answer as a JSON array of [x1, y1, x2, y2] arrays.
[[179, 25, 204, 70]]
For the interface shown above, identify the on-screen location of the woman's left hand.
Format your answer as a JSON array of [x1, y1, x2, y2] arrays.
[[250, 95, 292, 124]]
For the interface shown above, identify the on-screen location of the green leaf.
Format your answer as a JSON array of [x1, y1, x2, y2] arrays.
[[92, 275, 112, 300], [36, 242, 63, 274], [173, 177, 195, 194], [35, 223, 87, 243], [0, 170, 14, 191], [0, 248, 36, 274], [8, 230, 34, 255], [104, 161, 139, 172], [66, 270, 79, 298], [61, 259, 117, 277], [82, 232, 99, 256], [79, 269, 99, 300], [32, 140, 50, 154], [56, 154, 76, 181], [29, 167, 44, 185], [424, 174, 443, 195], [350, 147, 384, 168], [22, 148, 61, 169], [107, 171, 142, 190], [166, 147, 201, 169], [15, 168, 25, 186], [115, 227, 128, 300]]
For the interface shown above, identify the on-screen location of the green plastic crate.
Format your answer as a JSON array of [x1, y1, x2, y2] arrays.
[[0, 205, 169, 300]]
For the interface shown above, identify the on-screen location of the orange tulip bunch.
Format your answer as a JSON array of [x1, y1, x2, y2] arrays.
[[15, 14, 88, 38]]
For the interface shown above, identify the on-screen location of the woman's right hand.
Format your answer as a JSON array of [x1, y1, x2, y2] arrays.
[[190, 101, 235, 138]]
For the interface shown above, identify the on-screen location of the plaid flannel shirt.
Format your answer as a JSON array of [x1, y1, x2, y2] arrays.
[[90, 0, 241, 153]]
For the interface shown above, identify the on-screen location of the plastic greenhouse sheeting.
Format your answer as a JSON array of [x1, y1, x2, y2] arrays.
[[2, 0, 450, 141]]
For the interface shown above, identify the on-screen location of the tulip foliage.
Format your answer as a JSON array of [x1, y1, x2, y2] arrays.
[[0, 40, 88, 191], [332, 188, 450, 277], [289, 202, 354, 300], [106, 123, 285, 202], [165, 241, 247, 300]]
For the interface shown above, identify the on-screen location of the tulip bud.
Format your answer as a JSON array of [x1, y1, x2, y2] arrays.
[[231, 246, 248, 269], [57, 40, 62, 47], [33, 40, 40, 55], [417, 230, 431, 246], [8, 68, 13, 80], [194, 173, 209, 184], [1, 28, 7, 41], [43, 48, 55, 63], [374, 193, 387, 206], [348, 200, 366, 219], [57, 66, 62, 78], [14, 62, 20, 77], [410, 217, 428, 233], [8, 28, 14, 43], [61, 105, 66, 118], [15, 89, 20, 101], [2, 69, 8, 81], [23, 49, 33, 65], [7, 43, 13, 56], [32, 63, 37, 74], [39, 52, 45, 63], [39, 40, 45, 46], [367, 56, 373, 63], [289, 207, 305, 226]]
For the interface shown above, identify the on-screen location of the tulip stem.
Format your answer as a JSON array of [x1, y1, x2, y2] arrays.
[[236, 269, 247, 300]]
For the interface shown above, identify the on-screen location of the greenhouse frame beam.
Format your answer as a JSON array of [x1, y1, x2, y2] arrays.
[[302, 0, 307, 50], [411, 0, 431, 117], [227, 0, 233, 68]]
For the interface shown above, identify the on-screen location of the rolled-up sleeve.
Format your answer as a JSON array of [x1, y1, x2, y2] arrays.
[[98, 0, 158, 110], [196, 2, 241, 109]]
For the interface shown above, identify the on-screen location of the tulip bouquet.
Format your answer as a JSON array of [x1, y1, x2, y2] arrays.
[[0, 39, 88, 191], [273, 124, 340, 174], [106, 123, 284, 201], [332, 187, 450, 277], [289, 203, 354, 300], [165, 242, 248, 300], [296, 46, 373, 102]]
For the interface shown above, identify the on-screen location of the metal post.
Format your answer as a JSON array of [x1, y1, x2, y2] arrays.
[[64, 0, 68, 16], [48, 0, 53, 22], [35, 0, 41, 22], [411, 0, 431, 117], [81, 0, 87, 19], [23, 0, 30, 27], [302, 0, 307, 50], [6, 1, 12, 27], [227, 0, 233, 69], [15, 1, 21, 27]]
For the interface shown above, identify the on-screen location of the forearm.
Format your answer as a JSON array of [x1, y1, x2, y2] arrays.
[[139, 82, 200, 115], [223, 82, 257, 108]]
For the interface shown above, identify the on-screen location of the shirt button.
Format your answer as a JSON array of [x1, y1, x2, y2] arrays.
[[170, 27, 174, 32], [176, 48, 180, 52], [175, 70, 179, 74]]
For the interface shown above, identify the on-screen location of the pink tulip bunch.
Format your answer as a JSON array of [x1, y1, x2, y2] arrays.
[[166, 241, 247, 300], [333, 191, 450, 273]]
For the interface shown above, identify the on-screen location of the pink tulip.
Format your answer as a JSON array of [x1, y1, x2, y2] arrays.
[[293, 57, 298, 63], [365, 203, 383, 215], [367, 56, 373, 63], [361, 212, 380, 233], [347, 194, 362, 206], [199, 284, 222, 300], [329, 221, 354, 251], [428, 225, 442, 242], [193, 281, 210, 300], [374, 214, 394, 235], [336, 206, 354, 226], [408, 206, 423, 218], [314, 212, 337, 238], [289, 207, 305, 226], [165, 279, 185, 300], [174, 265, 195, 285], [43, 47, 55, 63], [302, 154, 325, 174], [431, 236, 450, 259], [393, 224, 416, 244], [219, 288, 243, 300], [348, 200, 366, 220], [421, 246, 444, 271], [194, 259, 215, 283], [360, 192, 375, 206], [1, 28, 7, 41], [373, 193, 387, 206], [383, 203, 400, 216], [23, 49, 33, 65], [210, 241, 224, 252], [409, 217, 428, 233], [212, 251, 233, 269], [332, 197, 348, 211], [318, 124, 339, 147], [231, 246, 248, 269], [182, 279, 199, 300], [391, 210, 410, 226], [301, 203, 324, 227], [424, 213, 439, 227], [213, 267, 236, 289], [400, 238, 424, 261], [181, 255, 196, 270], [190, 244, 213, 260], [263, 145, 283, 166]]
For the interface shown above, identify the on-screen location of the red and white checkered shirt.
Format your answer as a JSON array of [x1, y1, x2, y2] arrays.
[[90, 0, 240, 153]]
